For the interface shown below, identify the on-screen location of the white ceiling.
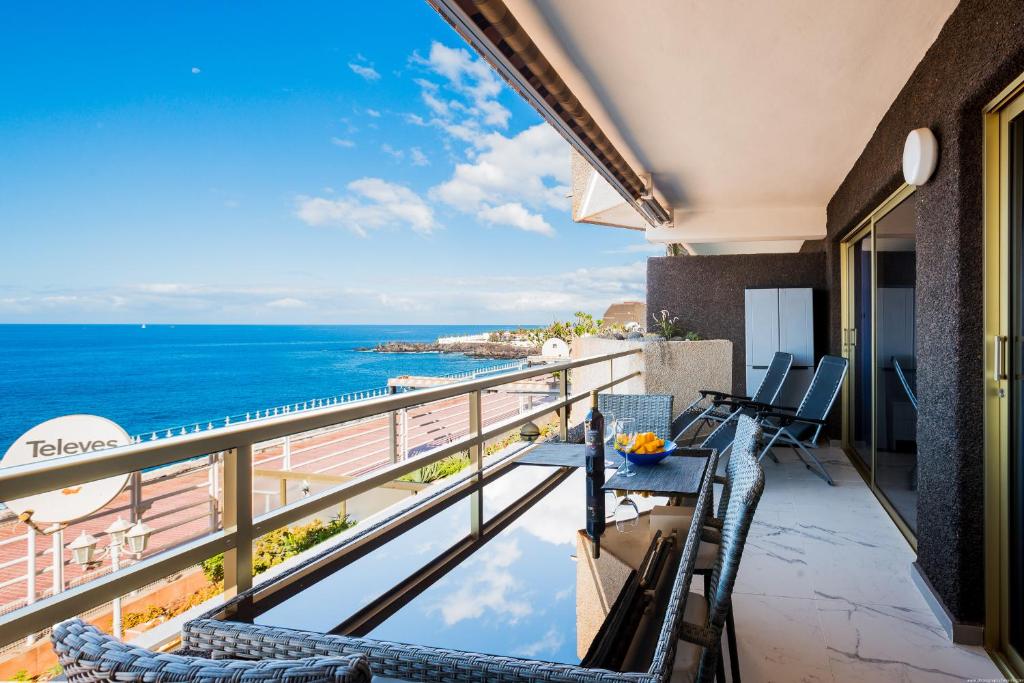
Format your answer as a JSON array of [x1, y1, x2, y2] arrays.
[[509, 0, 958, 251]]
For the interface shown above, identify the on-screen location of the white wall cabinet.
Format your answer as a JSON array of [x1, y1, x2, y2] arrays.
[[744, 288, 815, 407]]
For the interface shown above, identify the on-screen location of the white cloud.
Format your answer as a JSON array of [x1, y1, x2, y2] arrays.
[[266, 297, 308, 309], [330, 137, 355, 148], [190, 66, 201, 74], [433, 124, 568, 211], [477, 202, 553, 237], [431, 540, 532, 626], [515, 628, 566, 659], [430, 123, 569, 236], [295, 177, 436, 237], [420, 42, 509, 128], [0, 261, 645, 323], [348, 62, 380, 81], [365, 108, 381, 118], [380, 144, 404, 161], [409, 147, 429, 167]]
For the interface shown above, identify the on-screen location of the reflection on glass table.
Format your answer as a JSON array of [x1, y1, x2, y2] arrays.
[[247, 466, 676, 671]]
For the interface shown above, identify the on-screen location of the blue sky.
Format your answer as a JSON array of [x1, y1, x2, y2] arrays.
[[0, 2, 655, 325]]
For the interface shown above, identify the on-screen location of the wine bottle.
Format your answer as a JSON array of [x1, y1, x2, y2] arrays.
[[584, 390, 605, 555]]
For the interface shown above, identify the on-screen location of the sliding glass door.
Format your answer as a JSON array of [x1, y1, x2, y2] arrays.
[[845, 231, 873, 472], [1008, 107, 1024, 667], [984, 75, 1024, 676], [841, 186, 918, 539]]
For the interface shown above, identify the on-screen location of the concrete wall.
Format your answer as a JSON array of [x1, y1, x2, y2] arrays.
[[823, 0, 1024, 626], [570, 337, 732, 426], [647, 254, 828, 396]]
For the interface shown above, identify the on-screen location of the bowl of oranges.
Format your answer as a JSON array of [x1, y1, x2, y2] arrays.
[[614, 431, 676, 466]]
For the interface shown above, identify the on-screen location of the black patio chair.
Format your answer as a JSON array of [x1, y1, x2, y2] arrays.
[[671, 351, 793, 444], [729, 355, 848, 486]]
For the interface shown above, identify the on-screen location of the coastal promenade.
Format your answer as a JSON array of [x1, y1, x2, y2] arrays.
[[0, 378, 555, 623]]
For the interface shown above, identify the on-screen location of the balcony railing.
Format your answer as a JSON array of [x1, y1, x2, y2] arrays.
[[0, 348, 641, 647]]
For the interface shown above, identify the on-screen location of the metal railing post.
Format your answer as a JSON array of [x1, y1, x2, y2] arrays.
[[400, 408, 409, 459], [222, 444, 253, 598], [468, 390, 483, 538], [387, 387, 398, 463], [51, 529, 65, 600], [129, 471, 142, 522], [25, 528, 35, 645], [209, 453, 220, 532], [558, 371, 569, 441]]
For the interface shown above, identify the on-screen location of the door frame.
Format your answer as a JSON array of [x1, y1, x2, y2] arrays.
[[839, 183, 917, 548], [983, 70, 1024, 677]]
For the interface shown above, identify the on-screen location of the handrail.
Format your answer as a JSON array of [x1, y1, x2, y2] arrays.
[[0, 348, 641, 646], [0, 349, 638, 502]]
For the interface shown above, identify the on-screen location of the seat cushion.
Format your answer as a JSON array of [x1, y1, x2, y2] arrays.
[[671, 592, 709, 682], [52, 619, 373, 682]]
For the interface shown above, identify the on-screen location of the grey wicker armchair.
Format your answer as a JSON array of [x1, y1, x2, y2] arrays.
[[51, 618, 372, 682], [673, 416, 765, 683], [599, 393, 674, 441]]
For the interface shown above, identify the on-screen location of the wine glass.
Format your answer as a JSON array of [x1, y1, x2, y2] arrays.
[[604, 413, 617, 446], [613, 494, 639, 532], [615, 419, 637, 478]]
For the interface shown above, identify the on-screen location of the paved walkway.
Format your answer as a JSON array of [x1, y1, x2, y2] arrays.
[[719, 446, 1001, 682]]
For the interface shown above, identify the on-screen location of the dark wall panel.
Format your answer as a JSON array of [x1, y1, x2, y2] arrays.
[[647, 254, 827, 396], [824, 0, 1024, 624]]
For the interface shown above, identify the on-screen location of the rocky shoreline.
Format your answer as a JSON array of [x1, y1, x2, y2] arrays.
[[361, 341, 540, 359]]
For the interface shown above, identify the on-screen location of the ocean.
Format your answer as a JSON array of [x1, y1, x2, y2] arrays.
[[0, 324, 523, 452]]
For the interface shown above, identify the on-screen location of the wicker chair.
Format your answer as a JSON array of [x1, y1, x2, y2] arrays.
[[51, 618, 372, 682], [673, 416, 765, 683], [599, 393, 674, 441]]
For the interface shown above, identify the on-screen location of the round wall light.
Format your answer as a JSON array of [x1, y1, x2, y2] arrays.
[[903, 128, 939, 186]]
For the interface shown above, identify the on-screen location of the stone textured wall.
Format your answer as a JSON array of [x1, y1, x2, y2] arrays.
[[570, 337, 732, 427], [824, 0, 1024, 624], [646, 254, 828, 396]]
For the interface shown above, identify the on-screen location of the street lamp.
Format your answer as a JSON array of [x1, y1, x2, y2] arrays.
[[67, 531, 98, 566], [124, 520, 152, 555], [106, 517, 132, 547], [67, 517, 153, 640]]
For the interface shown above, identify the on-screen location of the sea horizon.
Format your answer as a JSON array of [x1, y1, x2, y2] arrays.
[[0, 323, 541, 453]]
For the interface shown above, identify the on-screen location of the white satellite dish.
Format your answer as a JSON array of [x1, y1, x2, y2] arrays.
[[1, 415, 131, 524], [542, 338, 570, 359]]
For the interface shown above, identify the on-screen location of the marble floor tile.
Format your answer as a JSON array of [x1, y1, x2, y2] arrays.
[[816, 597, 1000, 682], [728, 593, 835, 682], [728, 446, 1002, 681]]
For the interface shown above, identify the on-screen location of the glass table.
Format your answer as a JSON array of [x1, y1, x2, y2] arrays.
[[189, 447, 716, 681]]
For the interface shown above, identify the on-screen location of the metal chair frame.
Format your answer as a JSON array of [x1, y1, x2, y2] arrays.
[[672, 352, 793, 444], [722, 356, 848, 486]]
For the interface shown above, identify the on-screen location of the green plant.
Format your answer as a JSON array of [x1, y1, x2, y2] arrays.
[[652, 310, 680, 340], [201, 515, 355, 583], [524, 312, 625, 346], [651, 310, 701, 341], [399, 453, 472, 483]]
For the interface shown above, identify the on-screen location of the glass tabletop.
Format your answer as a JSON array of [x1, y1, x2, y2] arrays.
[[249, 463, 672, 668]]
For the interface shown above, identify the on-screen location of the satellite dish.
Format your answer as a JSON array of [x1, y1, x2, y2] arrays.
[[1, 415, 131, 524], [542, 338, 570, 359]]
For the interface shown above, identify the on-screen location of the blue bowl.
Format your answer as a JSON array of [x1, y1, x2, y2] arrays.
[[615, 441, 676, 466]]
